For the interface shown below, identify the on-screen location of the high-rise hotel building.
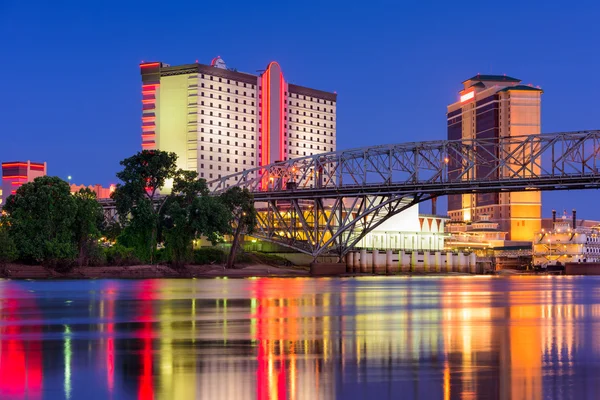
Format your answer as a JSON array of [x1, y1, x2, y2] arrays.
[[447, 75, 543, 241], [140, 57, 337, 183]]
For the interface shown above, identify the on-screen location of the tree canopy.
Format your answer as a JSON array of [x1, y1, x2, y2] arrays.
[[161, 170, 231, 267], [111, 150, 178, 262], [2, 176, 102, 269]]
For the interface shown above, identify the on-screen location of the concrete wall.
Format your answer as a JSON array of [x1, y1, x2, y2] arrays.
[[346, 249, 481, 274], [565, 263, 600, 275]]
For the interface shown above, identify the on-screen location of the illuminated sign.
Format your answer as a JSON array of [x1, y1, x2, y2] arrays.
[[460, 90, 475, 103]]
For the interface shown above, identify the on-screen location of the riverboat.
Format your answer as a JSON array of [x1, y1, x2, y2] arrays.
[[533, 210, 600, 269]]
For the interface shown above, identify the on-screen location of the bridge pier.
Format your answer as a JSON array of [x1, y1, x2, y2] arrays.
[[360, 249, 367, 273], [458, 252, 467, 273], [386, 249, 393, 274], [446, 252, 453, 272], [346, 252, 355, 273], [399, 250, 408, 272], [469, 253, 477, 273]]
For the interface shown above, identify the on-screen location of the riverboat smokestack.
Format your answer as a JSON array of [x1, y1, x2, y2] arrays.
[[552, 209, 556, 229], [572, 209, 577, 230]]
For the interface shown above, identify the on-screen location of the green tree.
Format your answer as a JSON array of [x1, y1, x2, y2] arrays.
[[72, 188, 104, 265], [161, 171, 231, 267], [101, 220, 122, 243], [220, 187, 257, 268], [112, 150, 178, 263], [3, 176, 77, 269], [0, 223, 17, 267]]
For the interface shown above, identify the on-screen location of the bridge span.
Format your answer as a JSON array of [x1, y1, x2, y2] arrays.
[[101, 131, 600, 258], [207, 130, 600, 257]]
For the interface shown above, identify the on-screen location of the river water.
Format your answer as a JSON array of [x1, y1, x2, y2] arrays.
[[1, 276, 599, 400]]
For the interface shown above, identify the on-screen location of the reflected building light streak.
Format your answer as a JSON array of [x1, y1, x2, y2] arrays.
[[104, 284, 117, 396], [0, 288, 43, 400], [64, 325, 72, 400], [443, 360, 450, 400], [55, 277, 600, 400]]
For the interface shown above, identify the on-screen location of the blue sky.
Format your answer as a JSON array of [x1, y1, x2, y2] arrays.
[[1, 0, 599, 217]]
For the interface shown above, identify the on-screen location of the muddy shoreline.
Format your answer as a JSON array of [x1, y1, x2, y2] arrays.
[[0, 263, 311, 279]]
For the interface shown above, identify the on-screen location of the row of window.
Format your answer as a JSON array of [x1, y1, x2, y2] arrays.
[[289, 119, 335, 128], [193, 84, 254, 97], [200, 152, 255, 163], [199, 120, 254, 132], [288, 92, 334, 105], [288, 101, 335, 113], [288, 143, 334, 151], [288, 109, 335, 120], [196, 101, 255, 114], [198, 92, 253, 103], [200, 132, 254, 140], [289, 138, 335, 145], [200, 139, 253, 147], [199, 75, 255, 88], [200, 155, 254, 166], [197, 112, 254, 123]]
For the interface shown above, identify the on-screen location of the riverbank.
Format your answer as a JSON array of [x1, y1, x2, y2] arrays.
[[0, 263, 311, 279]]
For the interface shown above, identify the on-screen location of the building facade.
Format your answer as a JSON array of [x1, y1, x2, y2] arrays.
[[140, 57, 337, 186], [70, 183, 115, 199], [356, 204, 448, 251], [447, 75, 543, 241], [1, 161, 47, 205]]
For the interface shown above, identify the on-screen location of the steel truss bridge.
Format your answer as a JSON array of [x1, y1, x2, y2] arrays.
[[204, 130, 600, 258]]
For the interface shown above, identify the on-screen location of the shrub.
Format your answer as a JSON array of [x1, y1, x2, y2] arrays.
[[234, 252, 253, 264], [0, 228, 17, 266], [87, 243, 107, 267], [105, 245, 139, 266], [253, 252, 291, 266], [43, 238, 77, 272], [154, 247, 170, 264], [192, 248, 226, 265]]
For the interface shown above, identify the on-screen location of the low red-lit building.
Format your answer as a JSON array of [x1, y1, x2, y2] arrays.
[[70, 183, 115, 199], [1, 161, 47, 205]]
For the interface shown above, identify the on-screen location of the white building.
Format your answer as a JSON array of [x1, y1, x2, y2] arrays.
[[356, 204, 448, 251], [140, 57, 336, 184]]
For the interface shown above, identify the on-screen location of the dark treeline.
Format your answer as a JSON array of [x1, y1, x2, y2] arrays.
[[0, 150, 256, 271]]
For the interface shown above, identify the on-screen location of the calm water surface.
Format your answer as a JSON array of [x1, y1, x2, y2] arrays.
[[1, 276, 600, 400]]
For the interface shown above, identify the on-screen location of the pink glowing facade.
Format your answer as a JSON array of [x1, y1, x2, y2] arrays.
[[1, 161, 47, 205]]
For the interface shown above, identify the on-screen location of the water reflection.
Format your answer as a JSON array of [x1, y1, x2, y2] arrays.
[[0, 277, 600, 399]]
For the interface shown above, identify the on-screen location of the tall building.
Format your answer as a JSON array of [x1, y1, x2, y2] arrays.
[[447, 75, 543, 241], [140, 57, 337, 185], [1, 161, 47, 205]]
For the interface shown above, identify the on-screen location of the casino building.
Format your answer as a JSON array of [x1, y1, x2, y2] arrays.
[[139, 57, 337, 185], [446, 75, 543, 241]]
